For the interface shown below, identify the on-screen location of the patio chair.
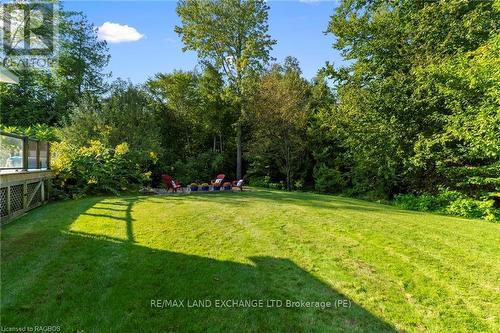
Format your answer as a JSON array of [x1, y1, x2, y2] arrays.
[[232, 179, 244, 191], [210, 174, 225, 186], [162, 175, 182, 193]]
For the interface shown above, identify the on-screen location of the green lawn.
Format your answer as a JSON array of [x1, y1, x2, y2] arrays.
[[1, 189, 499, 332]]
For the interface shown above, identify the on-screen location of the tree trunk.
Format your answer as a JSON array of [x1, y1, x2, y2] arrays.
[[236, 123, 242, 179], [213, 135, 217, 152], [286, 142, 292, 191], [287, 168, 291, 191]]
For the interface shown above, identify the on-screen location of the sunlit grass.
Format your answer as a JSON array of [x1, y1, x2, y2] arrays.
[[2, 189, 499, 332]]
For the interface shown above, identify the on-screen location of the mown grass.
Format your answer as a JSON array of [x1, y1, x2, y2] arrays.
[[1, 189, 499, 332]]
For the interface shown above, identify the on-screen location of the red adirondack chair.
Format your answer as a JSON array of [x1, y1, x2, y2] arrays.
[[162, 175, 182, 193], [211, 174, 225, 186]]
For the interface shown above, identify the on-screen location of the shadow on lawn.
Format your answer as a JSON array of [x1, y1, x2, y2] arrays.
[[79, 197, 137, 242], [1, 197, 399, 332], [168, 189, 397, 214]]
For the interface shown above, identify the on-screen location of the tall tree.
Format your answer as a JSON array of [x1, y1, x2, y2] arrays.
[[145, 69, 236, 183], [249, 58, 310, 191], [146, 70, 205, 162], [175, 0, 276, 178], [0, 9, 109, 126], [324, 0, 499, 197], [56, 11, 110, 109], [61, 80, 161, 165]]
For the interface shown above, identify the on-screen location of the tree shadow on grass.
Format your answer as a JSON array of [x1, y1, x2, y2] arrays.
[[79, 197, 139, 243], [1, 197, 400, 332], [247, 190, 391, 211], [162, 190, 374, 213], [171, 189, 422, 217]]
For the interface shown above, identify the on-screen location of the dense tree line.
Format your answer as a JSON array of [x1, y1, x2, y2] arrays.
[[1, 0, 498, 219], [323, 0, 499, 199]]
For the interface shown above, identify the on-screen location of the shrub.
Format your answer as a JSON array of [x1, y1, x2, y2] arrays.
[[268, 181, 286, 190], [293, 179, 304, 191], [52, 140, 150, 198], [248, 177, 289, 190], [314, 165, 344, 193], [445, 198, 497, 221], [393, 193, 443, 212], [249, 176, 271, 188], [393, 189, 499, 221], [393, 194, 419, 210]]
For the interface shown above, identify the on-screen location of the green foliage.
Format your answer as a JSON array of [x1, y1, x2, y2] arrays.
[[0, 69, 59, 126], [175, 0, 275, 89], [52, 140, 150, 198], [394, 189, 499, 221], [60, 81, 161, 167], [247, 176, 288, 190], [0, 124, 58, 141], [410, 32, 500, 195], [446, 198, 498, 222], [57, 11, 110, 96], [313, 165, 344, 194], [175, 0, 276, 178], [2, 0, 497, 227], [323, 0, 499, 200], [52, 82, 160, 196], [394, 193, 450, 213], [145, 69, 235, 184], [172, 151, 226, 184], [0, 10, 109, 126], [248, 176, 271, 188], [293, 179, 304, 191], [268, 182, 286, 191], [248, 58, 310, 191]]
